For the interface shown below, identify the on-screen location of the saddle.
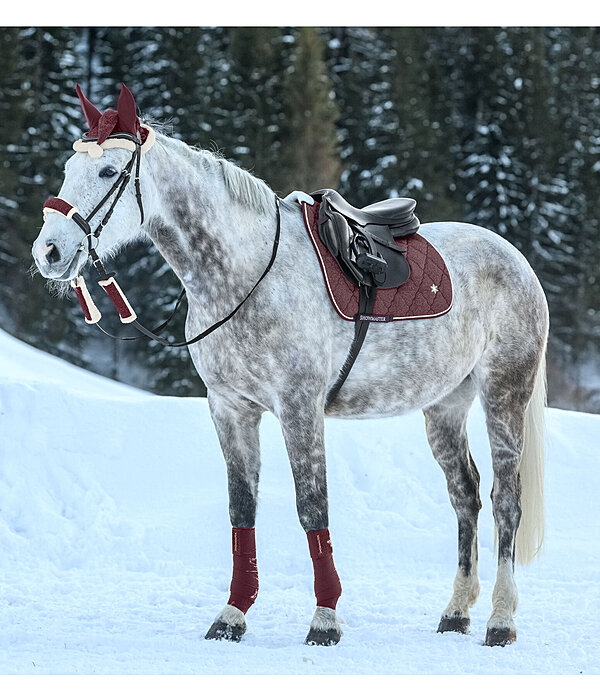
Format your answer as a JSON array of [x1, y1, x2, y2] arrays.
[[309, 189, 421, 405], [311, 188, 420, 290]]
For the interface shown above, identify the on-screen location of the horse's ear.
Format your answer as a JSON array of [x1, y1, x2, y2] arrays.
[[117, 83, 138, 136], [75, 84, 101, 130]]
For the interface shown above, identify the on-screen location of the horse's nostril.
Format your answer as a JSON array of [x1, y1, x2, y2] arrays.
[[45, 242, 61, 264]]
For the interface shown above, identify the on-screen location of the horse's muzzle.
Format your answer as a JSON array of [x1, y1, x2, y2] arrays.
[[32, 240, 85, 281]]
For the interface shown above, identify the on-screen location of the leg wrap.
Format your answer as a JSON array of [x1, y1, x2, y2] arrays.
[[307, 528, 342, 609], [227, 527, 259, 614]]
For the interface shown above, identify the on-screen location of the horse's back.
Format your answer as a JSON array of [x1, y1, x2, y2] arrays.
[[419, 221, 545, 298], [325, 220, 548, 418]]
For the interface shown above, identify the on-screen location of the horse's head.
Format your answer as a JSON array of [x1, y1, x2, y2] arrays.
[[32, 84, 154, 281]]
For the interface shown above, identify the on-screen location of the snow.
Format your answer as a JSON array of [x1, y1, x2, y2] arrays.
[[0, 328, 598, 674]]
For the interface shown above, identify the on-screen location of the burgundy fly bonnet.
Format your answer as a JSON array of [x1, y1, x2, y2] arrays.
[[72, 83, 155, 158]]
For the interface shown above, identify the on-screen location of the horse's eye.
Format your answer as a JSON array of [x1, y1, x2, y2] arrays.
[[99, 166, 118, 178]]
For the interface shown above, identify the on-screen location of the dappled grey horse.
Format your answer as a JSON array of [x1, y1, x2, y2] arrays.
[[32, 86, 548, 647]]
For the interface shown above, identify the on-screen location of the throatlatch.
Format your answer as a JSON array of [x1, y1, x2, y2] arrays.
[[228, 527, 259, 614]]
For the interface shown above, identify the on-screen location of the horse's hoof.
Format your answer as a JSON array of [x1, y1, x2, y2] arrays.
[[437, 614, 470, 634], [305, 606, 342, 646], [485, 627, 517, 647], [205, 604, 247, 642], [205, 619, 246, 642], [305, 627, 341, 646]]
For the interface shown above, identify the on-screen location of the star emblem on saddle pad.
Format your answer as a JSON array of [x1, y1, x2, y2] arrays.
[[431, 284, 439, 294]]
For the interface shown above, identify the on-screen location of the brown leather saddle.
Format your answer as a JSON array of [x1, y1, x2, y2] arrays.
[[309, 189, 420, 405]]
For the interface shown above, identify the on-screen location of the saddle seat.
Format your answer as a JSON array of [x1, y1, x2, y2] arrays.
[[362, 197, 416, 222], [310, 188, 420, 290], [316, 189, 418, 228]]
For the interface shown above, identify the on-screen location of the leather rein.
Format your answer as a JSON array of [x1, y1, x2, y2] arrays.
[[43, 133, 281, 348]]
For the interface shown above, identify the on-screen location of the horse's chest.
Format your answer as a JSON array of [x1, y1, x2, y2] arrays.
[[186, 324, 285, 407]]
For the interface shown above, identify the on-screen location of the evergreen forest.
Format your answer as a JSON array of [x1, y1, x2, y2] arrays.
[[1, 27, 599, 410]]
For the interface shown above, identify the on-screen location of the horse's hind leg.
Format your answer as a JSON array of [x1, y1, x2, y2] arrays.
[[474, 341, 545, 647], [424, 376, 481, 634]]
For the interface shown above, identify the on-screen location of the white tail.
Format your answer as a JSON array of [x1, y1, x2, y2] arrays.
[[515, 349, 547, 565]]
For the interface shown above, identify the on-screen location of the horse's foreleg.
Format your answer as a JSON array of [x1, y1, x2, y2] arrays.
[[205, 392, 263, 642], [424, 377, 481, 635], [279, 396, 342, 646]]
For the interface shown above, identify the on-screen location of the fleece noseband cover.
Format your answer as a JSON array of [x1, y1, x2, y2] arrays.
[[307, 528, 342, 609], [227, 527, 259, 614]]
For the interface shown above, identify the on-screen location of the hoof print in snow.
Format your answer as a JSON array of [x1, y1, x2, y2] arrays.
[[205, 620, 246, 642], [305, 627, 341, 646], [484, 627, 516, 647], [437, 615, 470, 634]]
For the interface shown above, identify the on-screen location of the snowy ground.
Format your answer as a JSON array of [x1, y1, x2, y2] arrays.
[[0, 328, 598, 674]]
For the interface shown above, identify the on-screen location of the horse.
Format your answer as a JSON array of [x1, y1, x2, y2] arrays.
[[32, 87, 548, 648]]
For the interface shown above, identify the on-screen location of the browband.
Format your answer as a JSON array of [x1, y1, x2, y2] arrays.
[[72, 125, 155, 158]]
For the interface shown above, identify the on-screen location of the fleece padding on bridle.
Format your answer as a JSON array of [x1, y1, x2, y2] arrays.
[[307, 529, 342, 610], [71, 277, 101, 324], [43, 197, 79, 220], [227, 528, 259, 614], [98, 277, 137, 323]]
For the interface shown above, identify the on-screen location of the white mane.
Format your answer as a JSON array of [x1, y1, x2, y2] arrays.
[[155, 132, 274, 214], [217, 156, 274, 214]]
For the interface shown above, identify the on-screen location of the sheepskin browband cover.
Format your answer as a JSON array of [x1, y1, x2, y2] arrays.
[[72, 125, 155, 158], [307, 528, 342, 609], [227, 527, 259, 614]]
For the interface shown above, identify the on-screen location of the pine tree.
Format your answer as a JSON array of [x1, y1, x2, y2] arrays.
[[0, 28, 28, 269], [0, 27, 89, 364], [276, 27, 341, 194], [323, 27, 390, 206], [377, 28, 464, 222], [212, 27, 286, 181]]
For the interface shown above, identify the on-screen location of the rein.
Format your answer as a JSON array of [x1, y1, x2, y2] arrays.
[[43, 135, 282, 348]]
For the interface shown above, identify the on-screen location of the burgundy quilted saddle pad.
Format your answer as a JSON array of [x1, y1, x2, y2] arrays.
[[303, 201, 453, 322]]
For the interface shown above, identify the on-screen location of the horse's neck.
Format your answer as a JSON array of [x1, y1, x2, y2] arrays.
[[142, 137, 277, 308]]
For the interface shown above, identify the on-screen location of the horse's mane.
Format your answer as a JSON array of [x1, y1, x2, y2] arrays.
[[154, 130, 274, 214], [217, 156, 274, 214]]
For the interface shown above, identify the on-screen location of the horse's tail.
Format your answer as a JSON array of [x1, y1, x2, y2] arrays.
[[515, 347, 547, 565]]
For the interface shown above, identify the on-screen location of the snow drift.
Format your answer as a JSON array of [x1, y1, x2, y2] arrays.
[[0, 328, 598, 674]]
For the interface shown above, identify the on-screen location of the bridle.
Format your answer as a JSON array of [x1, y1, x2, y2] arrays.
[[42, 132, 281, 348]]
